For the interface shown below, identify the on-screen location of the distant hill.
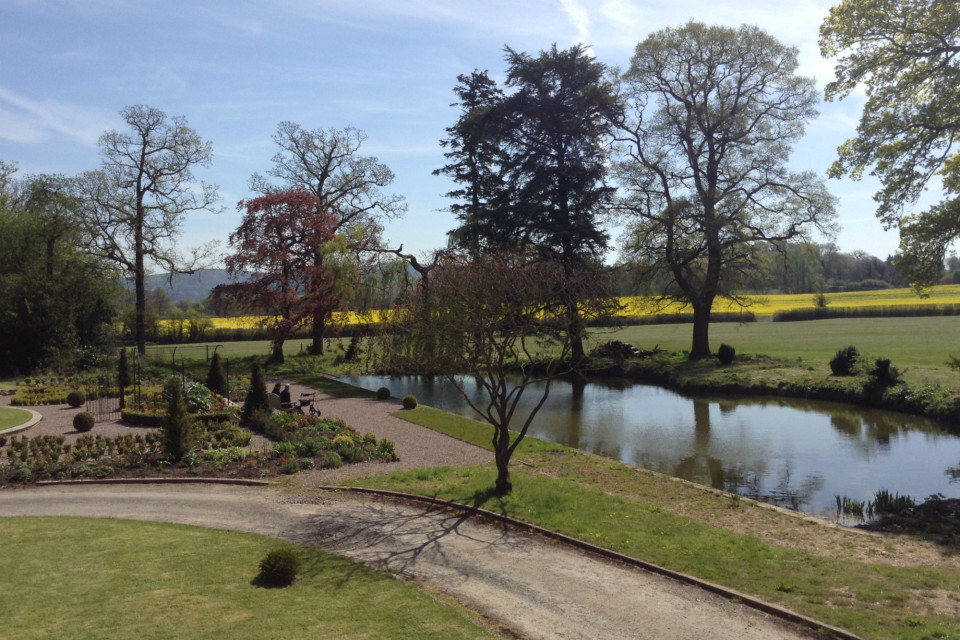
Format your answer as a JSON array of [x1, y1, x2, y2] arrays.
[[142, 269, 246, 303]]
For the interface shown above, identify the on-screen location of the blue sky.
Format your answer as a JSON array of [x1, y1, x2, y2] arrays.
[[1, 0, 928, 268]]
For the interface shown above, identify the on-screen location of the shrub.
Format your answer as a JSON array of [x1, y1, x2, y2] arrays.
[[242, 361, 270, 421], [589, 340, 641, 361], [716, 344, 736, 365], [830, 346, 859, 376], [73, 412, 95, 433], [184, 382, 214, 414], [256, 548, 301, 587], [320, 450, 343, 469], [66, 390, 86, 408], [870, 358, 901, 388], [245, 408, 271, 435], [376, 387, 391, 400], [205, 351, 228, 397], [161, 379, 197, 461], [402, 394, 418, 410]]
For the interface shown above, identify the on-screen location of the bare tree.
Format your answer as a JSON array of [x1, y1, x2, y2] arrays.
[[251, 122, 404, 354], [79, 105, 219, 356], [385, 252, 614, 494]]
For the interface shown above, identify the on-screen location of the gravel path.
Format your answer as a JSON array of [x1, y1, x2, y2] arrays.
[[0, 484, 823, 640], [0, 379, 491, 478]]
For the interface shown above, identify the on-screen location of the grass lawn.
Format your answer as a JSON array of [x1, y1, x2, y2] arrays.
[[0, 517, 495, 640], [594, 316, 960, 385], [0, 406, 32, 431], [344, 407, 960, 640]]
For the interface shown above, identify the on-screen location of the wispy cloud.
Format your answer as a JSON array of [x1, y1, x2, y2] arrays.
[[560, 0, 591, 47], [0, 87, 112, 146]]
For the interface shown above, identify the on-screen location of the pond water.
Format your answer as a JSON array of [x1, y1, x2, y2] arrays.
[[342, 374, 960, 520]]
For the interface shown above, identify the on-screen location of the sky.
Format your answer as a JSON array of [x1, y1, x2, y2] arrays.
[[0, 0, 934, 269]]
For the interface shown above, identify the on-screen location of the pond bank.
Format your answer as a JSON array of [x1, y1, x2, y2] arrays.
[[586, 351, 960, 429]]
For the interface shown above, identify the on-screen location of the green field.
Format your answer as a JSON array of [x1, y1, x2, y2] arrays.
[[0, 518, 494, 640], [592, 316, 959, 378]]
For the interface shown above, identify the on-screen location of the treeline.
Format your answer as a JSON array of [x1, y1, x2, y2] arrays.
[[615, 242, 914, 296]]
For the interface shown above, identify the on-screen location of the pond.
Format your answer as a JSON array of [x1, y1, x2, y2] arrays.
[[342, 374, 960, 520]]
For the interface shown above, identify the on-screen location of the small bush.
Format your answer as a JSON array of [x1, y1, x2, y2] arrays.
[[402, 394, 418, 410], [321, 450, 343, 469], [73, 412, 95, 433], [830, 346, 859, 376], [376, 387, 391, 400], [66, 391, 86, 408], [256, 548, 301, 587], [871, 358, 901, 388], [716, 344, 736, 365]]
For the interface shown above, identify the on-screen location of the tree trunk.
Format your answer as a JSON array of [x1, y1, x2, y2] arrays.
[[311, 311, 325, 355], [135, 250, 146, 357], [270, 343, 285, 364], [689, 301, 712, 360], [493, 427, 513, 495]]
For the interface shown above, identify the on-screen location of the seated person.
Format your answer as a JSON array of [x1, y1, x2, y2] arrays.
[[279, 384, 291, 404], [271, 382, 282, 396]]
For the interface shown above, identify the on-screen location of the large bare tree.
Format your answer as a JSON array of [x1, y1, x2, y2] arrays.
[[615, 22, 837, 359], [79, 105, 219, 356], [251, 122, 403, 354]]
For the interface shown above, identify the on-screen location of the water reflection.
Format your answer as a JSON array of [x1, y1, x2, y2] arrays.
[[342, 374, 960, 516]]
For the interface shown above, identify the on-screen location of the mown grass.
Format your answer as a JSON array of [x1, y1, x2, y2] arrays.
[[356, 408, 960, 640], [593, 316, 960, 382], [0, 406, 31, 431], [0, 517, 496, 640]]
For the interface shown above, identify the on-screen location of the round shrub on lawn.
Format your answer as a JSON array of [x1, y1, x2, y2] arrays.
[[73, 412, 95, 432], [716, 344, 735, 366], [256, 548, 301, 587], [376, 386, 391, 400], [66, 390, 86, 408], [402, 394, 418, 410]]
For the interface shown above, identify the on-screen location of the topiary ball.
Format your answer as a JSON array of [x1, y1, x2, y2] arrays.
[[376, 387, 391, 400], [716, 344, 736, 366], [66, 390, 86, 408], [256, 548, 302, 587], [401, 394, 418, 410], [73, 412, 95, 432]]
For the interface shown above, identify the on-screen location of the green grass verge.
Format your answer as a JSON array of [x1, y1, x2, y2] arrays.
[[0, 406, 32, 431], [355, 408, 960, 640], [0, 517, 495, 640], [393, 406, 566, 454]]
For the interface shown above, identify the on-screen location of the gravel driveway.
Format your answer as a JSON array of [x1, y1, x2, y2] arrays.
[[1, 382, 836, 639], [0, 484, 823, 640]]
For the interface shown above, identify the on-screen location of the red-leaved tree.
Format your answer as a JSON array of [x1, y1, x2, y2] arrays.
[[213, 190, 338, 363]]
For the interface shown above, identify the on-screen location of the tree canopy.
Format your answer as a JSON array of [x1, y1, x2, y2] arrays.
[[0, 170, 120, 374], [250, 122, 398, 353], [79, 105, 220, 356], [615, 22, 837, 358], [437, 44, 619, 360], [820, 0, 960, 288], [214, 189, 340, 363]]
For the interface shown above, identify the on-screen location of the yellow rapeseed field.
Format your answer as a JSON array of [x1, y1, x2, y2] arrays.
[[620, 284, 960, 318], [192, 285, 960, 329]]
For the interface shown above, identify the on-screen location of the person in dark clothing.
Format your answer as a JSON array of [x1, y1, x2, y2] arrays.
[[280, 384, 291, 404]]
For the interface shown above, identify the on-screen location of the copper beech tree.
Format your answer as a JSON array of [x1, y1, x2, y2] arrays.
[[386, 252, 615, 495], [214, 190, 343, 363]]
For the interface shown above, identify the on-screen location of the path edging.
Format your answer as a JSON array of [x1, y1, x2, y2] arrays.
[[323, 485, 865, 640]]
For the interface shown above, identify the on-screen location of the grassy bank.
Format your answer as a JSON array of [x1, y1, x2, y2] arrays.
[[0, 517, 495, 640], [334, 407, 960, 640]]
